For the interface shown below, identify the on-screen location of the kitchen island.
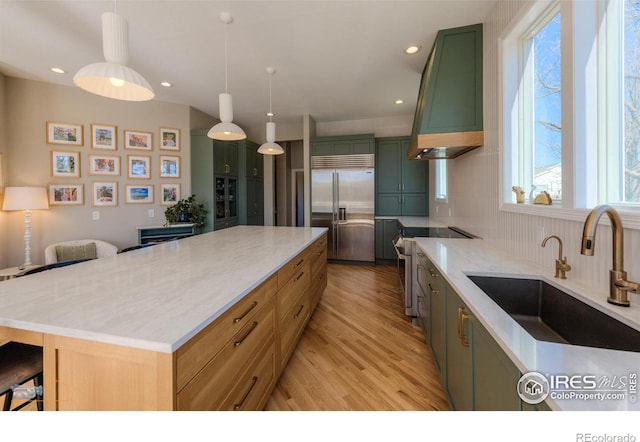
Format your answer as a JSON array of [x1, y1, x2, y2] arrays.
[[0, 226, 328, 410]]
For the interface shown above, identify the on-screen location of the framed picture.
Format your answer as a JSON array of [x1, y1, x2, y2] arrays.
[[92, 181, 117, 207], [0, 153, 3, 193], [88, 155, 120, 176], [91, 123, 117, 150], [159, 127, 180, 151], [49, 184, 84, 206], [127, 155, 151, 179], [159, 155, 180, 178], [125, 184, 153, 204], [46, 121, 83, 146], [124, 130, 153, 151], [160, 183, 181, 205], [51, 150, 81, 178]]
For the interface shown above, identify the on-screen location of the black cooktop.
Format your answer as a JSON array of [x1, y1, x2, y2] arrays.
[[400, 226, 475, 239]]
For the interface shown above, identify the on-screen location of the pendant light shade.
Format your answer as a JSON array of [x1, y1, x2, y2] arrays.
[[258, 67, 284, 155], [208, 13, 246, 141], [207, 93, 246, 140], [74, 12, 154, 101]]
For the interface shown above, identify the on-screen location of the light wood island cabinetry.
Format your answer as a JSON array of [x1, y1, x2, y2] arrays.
[[0, 227, 328, 411]]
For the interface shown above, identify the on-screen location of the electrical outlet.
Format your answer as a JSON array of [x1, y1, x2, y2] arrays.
[[92, 211, 100, 221], [148, 209, 155, 218]]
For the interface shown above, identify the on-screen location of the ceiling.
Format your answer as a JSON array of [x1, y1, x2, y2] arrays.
[[0, 0, 497, 137]]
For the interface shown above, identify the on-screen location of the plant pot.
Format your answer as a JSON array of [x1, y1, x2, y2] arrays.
[[178, 211, 190, 223]]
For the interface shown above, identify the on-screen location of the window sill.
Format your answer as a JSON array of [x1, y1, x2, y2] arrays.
[[500, 203, 640, 231]]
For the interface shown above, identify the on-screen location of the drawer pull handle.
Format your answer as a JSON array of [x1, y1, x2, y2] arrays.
[[293, 271, 305, 282], [428, 268, 438, 278], [293, 259, 304, 269], [428, 283, 439, 296], [460, 311, 471, 348], [233, 301, 258, 323], [233, 376, 258, 411], [234, 321, 258, 347], [293, 304, 304, 319]]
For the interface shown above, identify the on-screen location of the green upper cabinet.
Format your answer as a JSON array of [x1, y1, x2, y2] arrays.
[[375, 137, 428, 216], [191, 131, 216, 232], [311, 134, 375, 156], [245, 140, 263, 180], [214, 140, 239, 176], [409, 23, 483, 160]]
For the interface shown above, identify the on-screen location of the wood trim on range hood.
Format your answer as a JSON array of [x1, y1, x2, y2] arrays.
[[407, 131, 484, 160], [408, 23, 483, 161]]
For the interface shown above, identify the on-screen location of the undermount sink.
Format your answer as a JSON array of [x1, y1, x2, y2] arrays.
[[467, 275, 640, 353]]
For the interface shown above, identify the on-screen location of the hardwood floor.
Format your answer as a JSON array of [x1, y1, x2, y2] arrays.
[[266, 263, 450, 411]]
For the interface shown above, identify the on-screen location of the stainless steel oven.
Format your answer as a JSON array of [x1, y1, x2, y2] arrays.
[[393, 226, 475, 320]]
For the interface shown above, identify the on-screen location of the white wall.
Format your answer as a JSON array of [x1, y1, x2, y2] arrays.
[[2, 77, 193, 266], [430, 0, 640, 297]]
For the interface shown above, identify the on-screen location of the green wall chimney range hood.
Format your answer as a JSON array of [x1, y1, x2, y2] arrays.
[[408, 23, 483, 160]]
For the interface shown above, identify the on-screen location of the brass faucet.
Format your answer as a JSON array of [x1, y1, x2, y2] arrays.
[[581, 204, 639, 307], [541, 235, 571, 279]]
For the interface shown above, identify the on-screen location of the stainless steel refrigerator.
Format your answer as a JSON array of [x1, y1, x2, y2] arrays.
[[311, 154, 375, 262]]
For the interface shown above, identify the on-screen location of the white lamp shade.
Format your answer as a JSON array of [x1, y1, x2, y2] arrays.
[[207, 93, 246, 140], [74, 12, 154, 102], [2, 187, 49, 211], [258, 122, 284, 155], [74, 62, 154, 101]]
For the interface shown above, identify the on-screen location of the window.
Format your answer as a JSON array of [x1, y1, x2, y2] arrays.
[[516, 7, 562, 203], [435, 160, 447, 200], [502, 0, 640, 220]]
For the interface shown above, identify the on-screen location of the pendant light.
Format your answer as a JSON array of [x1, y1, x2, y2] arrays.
[[73, 2, 154, 101], [258, 67, 284, 155], [208, 12, 246, 141]]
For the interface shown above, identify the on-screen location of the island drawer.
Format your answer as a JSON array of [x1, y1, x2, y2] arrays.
[[280, 288, 310, 368], [277, 250, 309, 289], [311, 233, 327, 256], [220, 340, 276, 411], [310, 262, 327, 314], [278, 263, 310, 321], [176, 274, 277, 390], [176, 297, 276, 410]]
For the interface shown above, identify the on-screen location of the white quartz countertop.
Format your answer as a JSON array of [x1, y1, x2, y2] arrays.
[[374, 216, 447, 228], [0, 226, 327, 353], [414, 237, 640, 411]]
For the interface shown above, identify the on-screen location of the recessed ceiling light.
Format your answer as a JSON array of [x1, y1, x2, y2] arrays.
[[405, 45, 422, 55], [395, 99, 404, 105], [160, 81, 173, 87], [50, 67, 65, 74]]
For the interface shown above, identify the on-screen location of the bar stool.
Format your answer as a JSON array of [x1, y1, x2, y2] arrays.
[[0, 342, 43, 411]]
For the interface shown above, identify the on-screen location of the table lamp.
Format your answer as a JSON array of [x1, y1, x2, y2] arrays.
[[2, 187, 49, 267]]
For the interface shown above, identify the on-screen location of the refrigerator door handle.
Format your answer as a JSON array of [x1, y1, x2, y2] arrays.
[[332, 172, 338, 257]]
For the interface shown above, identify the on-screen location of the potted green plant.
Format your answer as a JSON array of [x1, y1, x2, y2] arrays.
[[164, 195, 207, 228]]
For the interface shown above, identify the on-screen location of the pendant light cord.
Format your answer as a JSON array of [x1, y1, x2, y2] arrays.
[[269, 73, 273, 122], [224, 20, 228, 94]]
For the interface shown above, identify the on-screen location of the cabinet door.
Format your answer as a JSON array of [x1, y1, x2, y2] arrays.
[[376, 194, 402, 216], [375, 140, 402, 193], [214, 141, 227, 175], [226, 143, 239, 176], [191, 134, 215, 232], [430, 278, 446, 382], [446, 287, 473, 411], [312, 142, 333, 156], [415, 256, 431, 338], [400, 194, 427, 216], [472, 318, 522, 411], [382, 219, 398, 260]]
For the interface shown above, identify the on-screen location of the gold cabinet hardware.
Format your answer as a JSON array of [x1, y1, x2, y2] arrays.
[[233, 321, 258, 347], [457, 307, 471, 347], [233, 376, 258, 410], [428, 268, 437, 278], [233, 301, 258, 323], [428, 283, 439, 296]]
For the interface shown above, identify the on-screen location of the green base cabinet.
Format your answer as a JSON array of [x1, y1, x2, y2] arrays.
[[419, 247, 526, 411], [375, 137, 428, 216], [374, 219, 398, 260]]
